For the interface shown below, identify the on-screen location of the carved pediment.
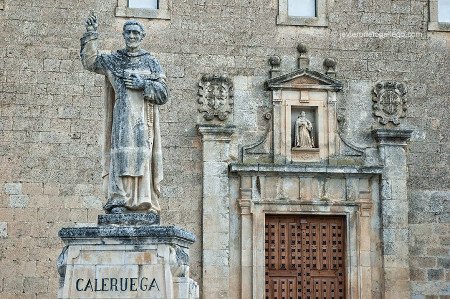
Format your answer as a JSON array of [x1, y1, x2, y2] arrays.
[[266, 69, 343, 91]]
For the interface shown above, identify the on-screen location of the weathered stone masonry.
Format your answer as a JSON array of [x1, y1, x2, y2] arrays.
[[0, 0, 449, 298]]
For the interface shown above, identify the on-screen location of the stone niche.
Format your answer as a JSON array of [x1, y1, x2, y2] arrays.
[[266, 69, 342, 163]]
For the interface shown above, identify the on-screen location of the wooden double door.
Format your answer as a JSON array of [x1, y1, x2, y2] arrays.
[[265, 215, 346, 299]]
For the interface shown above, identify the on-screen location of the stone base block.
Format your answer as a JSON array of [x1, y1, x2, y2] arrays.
[[57, 214, 199, 299], [174, 278, 200, 299], [98, 212, 160, 226]]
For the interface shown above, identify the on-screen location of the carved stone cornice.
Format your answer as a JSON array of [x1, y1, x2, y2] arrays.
[[229, 163, 383, 175], [266, 68, 343, 91], [59, 225, 196, 247], [197, 124, 235, 142], [238, 198, 253, 215], [372, 128, 413, 146]]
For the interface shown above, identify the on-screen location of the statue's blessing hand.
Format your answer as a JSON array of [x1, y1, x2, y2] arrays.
[[85, 11, 98, 32]]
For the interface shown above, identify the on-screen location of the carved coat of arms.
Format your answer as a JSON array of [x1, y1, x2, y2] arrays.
[[373, 81, 407, 125], [198, 75, 233, 121]]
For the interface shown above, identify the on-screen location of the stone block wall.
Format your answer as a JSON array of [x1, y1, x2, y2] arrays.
[[409, 191, 450, 298], [0, 0, 448, 298]]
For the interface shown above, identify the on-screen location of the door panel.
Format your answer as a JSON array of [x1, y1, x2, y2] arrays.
[[265, 215, 346, 299]]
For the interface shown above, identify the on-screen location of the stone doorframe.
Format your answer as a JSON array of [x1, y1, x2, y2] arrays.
[[243, 203, 360, 299], [230, 164, 382, 299], [198, 126, 412, 299]]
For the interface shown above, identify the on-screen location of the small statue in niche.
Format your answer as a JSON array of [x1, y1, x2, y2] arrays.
[[294, 111, 314, 148]]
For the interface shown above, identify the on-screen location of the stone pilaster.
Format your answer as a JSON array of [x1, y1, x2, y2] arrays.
[[272, 90, 284, 164], [359, 202, 373, 299], [197, 125, 235, 299], [373, 128, 413, 299], [238, 175, 253, 299]]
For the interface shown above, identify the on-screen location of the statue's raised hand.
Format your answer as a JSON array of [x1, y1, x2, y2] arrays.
[[85, 12, 98, 32]]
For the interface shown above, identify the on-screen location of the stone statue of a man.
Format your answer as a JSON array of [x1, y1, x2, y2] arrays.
[[81, 13, 168, 214], [295, 111, 314, 148]]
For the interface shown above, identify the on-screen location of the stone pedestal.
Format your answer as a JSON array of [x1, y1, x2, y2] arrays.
[[57, 213, 199, 299]]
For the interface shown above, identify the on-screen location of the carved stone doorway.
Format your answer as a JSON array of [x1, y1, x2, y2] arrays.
[[265, 215, 346, 299]]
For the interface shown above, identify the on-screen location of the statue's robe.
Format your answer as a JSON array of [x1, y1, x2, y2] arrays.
[[295, 117, 313, 148], [80, 31, 168, 213]]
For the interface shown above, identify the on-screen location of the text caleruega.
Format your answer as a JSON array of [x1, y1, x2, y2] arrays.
[[76, 277, 160, 292]]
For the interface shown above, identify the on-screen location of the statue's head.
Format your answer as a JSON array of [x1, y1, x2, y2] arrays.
[[122, 20, 146, 52], [300, 111, 306, 117]]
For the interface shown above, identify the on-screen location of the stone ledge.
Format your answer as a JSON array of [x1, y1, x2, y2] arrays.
[[229, 163, 383, 175], [428, 21, 450, 32], [115, 7, 171, 20], [255, 200, 360, 207], [197, 124, 235, 135], [372, 128, 413, 145], [59, 225, 196, 246]]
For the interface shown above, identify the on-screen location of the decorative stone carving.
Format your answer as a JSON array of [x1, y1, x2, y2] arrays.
[[269, 56, 281, 67], [323, 58, 336, 77], [57, 245, 68, 285], [373, 81, 407, 125], [269, 56, 281, 78], [265, 68, 342, 163], [331, 113, 367, 165], [297, 43, 310, 69], [297, 43, 307, 55], [169, 246, 190, 278], [294, 111, 314, 148], [198, 74, 233, 121], [80, 13, 168, 214], [242, 111, 273, 163]]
